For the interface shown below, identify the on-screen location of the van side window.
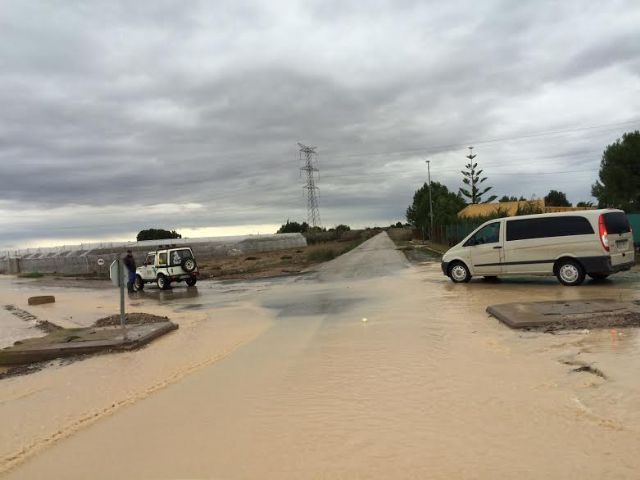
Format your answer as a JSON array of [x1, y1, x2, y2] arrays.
[[466, 222, 500, 246], [506, 216, 594, 241]]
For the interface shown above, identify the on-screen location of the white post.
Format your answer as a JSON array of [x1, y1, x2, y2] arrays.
[[116, 259, 126, 338]]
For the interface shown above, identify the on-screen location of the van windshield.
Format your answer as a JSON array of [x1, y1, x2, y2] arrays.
[[467, 222, 500, 245], [603, 212, 631, 234]]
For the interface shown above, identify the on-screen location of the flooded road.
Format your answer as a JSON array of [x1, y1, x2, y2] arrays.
[[2, 233, 640, 478]]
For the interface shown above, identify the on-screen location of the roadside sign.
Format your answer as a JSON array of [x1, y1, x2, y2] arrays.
[[109, 259, 127, 335], [97, 258, 105, 266], [109, 260, 126, 287]]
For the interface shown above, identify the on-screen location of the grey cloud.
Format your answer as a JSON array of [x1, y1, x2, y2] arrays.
[[0, 0, 639, 246]]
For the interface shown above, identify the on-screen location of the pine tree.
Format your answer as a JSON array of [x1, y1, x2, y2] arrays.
[[459, 146, 497, 204]]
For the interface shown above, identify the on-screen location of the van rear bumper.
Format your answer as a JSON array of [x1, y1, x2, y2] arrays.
[[580, 256, 634, 274]]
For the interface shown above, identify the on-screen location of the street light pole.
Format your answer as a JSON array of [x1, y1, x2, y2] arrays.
[[426, 160, 434, 241]]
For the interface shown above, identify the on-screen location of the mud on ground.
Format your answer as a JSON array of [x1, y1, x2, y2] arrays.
[[541, 310, 640, 332], [93, 313, 169, 327], [197, 239, 367, 280]]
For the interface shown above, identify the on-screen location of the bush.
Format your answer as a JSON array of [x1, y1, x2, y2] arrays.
[[277, 220, 309, 233], [515, 201, 544, 215]]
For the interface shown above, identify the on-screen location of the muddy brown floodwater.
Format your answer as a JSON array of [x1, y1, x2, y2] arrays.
[[2, 232, 640, 479]]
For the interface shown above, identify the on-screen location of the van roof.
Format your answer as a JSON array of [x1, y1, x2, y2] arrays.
[[500, 208, 623, 222]]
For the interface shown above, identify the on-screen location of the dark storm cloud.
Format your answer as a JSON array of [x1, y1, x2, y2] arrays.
[[1, 0, 639, 247]]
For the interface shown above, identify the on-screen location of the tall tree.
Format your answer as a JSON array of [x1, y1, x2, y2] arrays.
[[406, 181, 466, 237], [459, 147, 497, 204], [544, 190, 571, 207], [592, 130, 640, 212]]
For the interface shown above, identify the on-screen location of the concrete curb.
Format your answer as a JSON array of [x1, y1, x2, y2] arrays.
[[0, 321, 178, 366], [487, 300, 640, 331]]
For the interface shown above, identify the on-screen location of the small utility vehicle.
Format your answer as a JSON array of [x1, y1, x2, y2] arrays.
[[134, 245, 198, 290]]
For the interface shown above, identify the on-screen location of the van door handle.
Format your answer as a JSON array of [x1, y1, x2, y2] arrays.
[[493, 246, 502, 249]]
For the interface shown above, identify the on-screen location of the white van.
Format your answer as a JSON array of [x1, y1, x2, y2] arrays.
[[441, 209, 635, 286]]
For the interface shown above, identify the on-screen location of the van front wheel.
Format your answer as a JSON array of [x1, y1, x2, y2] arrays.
[[448, 262, 471, 283], [555, 259, 585, 286]]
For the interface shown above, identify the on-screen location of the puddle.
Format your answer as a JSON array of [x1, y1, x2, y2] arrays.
[[263, 293, 365, 318]]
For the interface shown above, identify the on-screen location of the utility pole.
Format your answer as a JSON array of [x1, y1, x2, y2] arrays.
[[298, 143, 321, 228], [426, 160, 434, 241]]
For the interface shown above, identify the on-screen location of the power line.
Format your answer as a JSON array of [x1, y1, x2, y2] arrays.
[[319, 118, 639, 161], [319, 168, 597, 182]]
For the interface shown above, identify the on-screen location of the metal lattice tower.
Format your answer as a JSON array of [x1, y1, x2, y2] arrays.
[[298, 142, 321, 228]]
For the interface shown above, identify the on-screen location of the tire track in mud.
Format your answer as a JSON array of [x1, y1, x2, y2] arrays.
[[0, 331, 265, 476]]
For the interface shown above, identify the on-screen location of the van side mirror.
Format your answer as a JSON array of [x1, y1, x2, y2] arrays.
[[465, 238, 476, 247]]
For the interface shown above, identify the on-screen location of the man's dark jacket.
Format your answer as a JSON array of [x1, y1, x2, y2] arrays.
[[123, 254, 136, 272]]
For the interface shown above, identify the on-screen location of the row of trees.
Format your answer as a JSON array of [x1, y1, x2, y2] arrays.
[[457, 154, 596, 207], [454, 131, 639, 209], [499, 191, 594, 208], [406, 130, 640, 234], [136, 228, 182, 241], [276, 220, 351, 234]]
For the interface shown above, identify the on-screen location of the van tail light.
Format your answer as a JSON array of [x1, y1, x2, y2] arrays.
[[598, 214, 609, 252]]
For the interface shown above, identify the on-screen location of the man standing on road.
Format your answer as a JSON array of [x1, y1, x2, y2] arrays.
[[123, 250, 136, 293]]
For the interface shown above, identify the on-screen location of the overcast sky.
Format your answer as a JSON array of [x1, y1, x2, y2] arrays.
[[1, 0, 639, 248]]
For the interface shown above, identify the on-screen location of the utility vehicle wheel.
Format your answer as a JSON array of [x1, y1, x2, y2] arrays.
[[157, 274, 170, 290], [182, 258, 197, 272], [555, 259, 585, 286], [186, 277, 197, 287], [448, 262, 471, 283], [134, 275, 144, 291], [588, 273, 609, 281]]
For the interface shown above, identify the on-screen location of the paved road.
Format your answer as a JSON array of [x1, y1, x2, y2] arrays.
[[316, 231, 409, 280]]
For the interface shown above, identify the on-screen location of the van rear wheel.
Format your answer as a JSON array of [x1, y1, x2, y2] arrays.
[[448, 262, 471, 283], [555, 259, 585, 286]]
